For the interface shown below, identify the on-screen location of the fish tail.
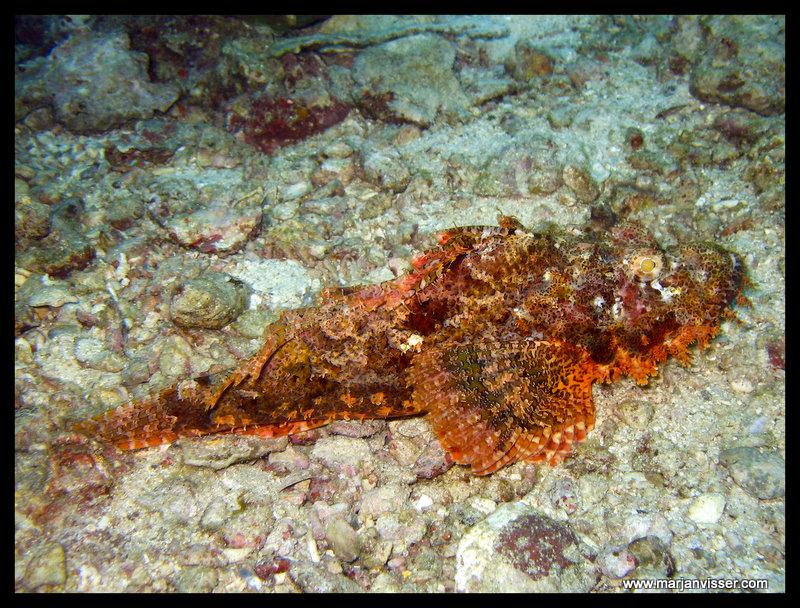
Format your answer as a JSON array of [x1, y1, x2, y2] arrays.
[[70, 383, 212, 450]]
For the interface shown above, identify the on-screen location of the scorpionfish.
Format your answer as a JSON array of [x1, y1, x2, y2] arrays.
[[73, 217, 746, 475]]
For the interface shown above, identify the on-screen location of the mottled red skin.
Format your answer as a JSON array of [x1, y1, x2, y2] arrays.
[[73, 217, 746, 475]]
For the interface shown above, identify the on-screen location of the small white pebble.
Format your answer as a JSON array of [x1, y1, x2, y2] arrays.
[[687, 493, 726, 524], [306, 532, 321, 563], [730, 378, 754, 393], [711, 198, 741, 211], [222, 547, 253, 562], [598, 548, 636, 579], [748, 416, 769, 434], [413, 494, 433, 511], [281, 182, 311, 201], [470, 497, 497, 515]]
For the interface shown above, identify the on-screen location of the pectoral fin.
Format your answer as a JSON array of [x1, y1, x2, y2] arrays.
[[410, 337, 597, 475]]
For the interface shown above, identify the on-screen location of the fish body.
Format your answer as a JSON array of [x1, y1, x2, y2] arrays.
[[74, 217, 745, 475]]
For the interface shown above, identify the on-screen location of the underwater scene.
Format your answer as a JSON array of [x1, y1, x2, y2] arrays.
[[15, 15, 784, 592]]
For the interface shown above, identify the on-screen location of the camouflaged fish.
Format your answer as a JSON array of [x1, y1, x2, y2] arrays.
[[73, 216, 746, 475]]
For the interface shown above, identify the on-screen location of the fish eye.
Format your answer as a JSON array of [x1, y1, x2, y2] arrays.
[[628, 251, 664, 282]]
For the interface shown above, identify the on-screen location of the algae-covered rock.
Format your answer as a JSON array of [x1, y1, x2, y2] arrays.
[[17, 33, 176, 131], [16, 32, 179, 132], [325, 518, 361, 562], [170, 272, 249, 330], [455, 502, 596, 592], [15, 195, 51, 240], [23, 543, 66, 590], [690, 16, 785, 116], [352, 34, 470, 126], [16, 226, 95, 278], [720, 446, 785, 500]]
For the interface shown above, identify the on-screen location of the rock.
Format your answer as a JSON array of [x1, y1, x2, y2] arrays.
[[310, 435, 372, 470], [687, 492, 726, 524], [322, 142, 354, 159], [412, 494, 433, 511], [511, 41, 555, 81], [26, 284, 78, 308], [280, 181, 312, 202], [15, 337, 35, 364], [170, 272, 248, 330], [375, 510, 426, 546], [230, 308, 277, 340], [227, 258, 321, 310], [387, 435, 420, 467], [562, 165, 599, 203], [690, 16, 784, 115], [268, 444, 310, 472], [363, 149, 411, 193], [452, 501, 488, 527], [670, 15, 704, 61], [359, 484, 412, 519], [474, 149, 533, 198], [394, 125, 422, 145], [302, 196, 348, 216], [15, 195, 51, 240], [157, 335, 193, 378], [550, 476, 579, 514], [220, 36, 285, 90], [369, 571, 401, 592], [325, 518, 361, 562], [527, 157, 564, 196], [24, 543, 66, 589], [473, 142, 563, 199], [597, 546, 636, 579], [627, 536, 675, 578], [412, 438, 452, 479], [269, 199, 300, 221], [172, 565, 219, 593], [547, 105, 577, 129], [199, 496, 230, 531], [616, 512, 673, 547], [106, 197, 144, 231], [630, 33, 661, 65], [21, 106, 55, 130], [352, 34, 470, 126], [133, 477, 203, 525], [315, 158, 356, 187], [455, 502, 595, 592], [120, 356, 153, 388], [312, 502, 351, 531], [358, 526, 393, 569], [287, 560, 363, 593], [470, 497, 497, 515], [729, 377, 754, 393], [458, 65, 515, 106], [17, 226, 95, 278], [328, 419, 385, 438], [180, 434, 288, 470], [270, 15, 508, 57], [389, 418, 429, 438], [16, 32, 179, 132], [157, 198, 263, 256], [74, 337, 126, 372], [719, 446, 785, 499]]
